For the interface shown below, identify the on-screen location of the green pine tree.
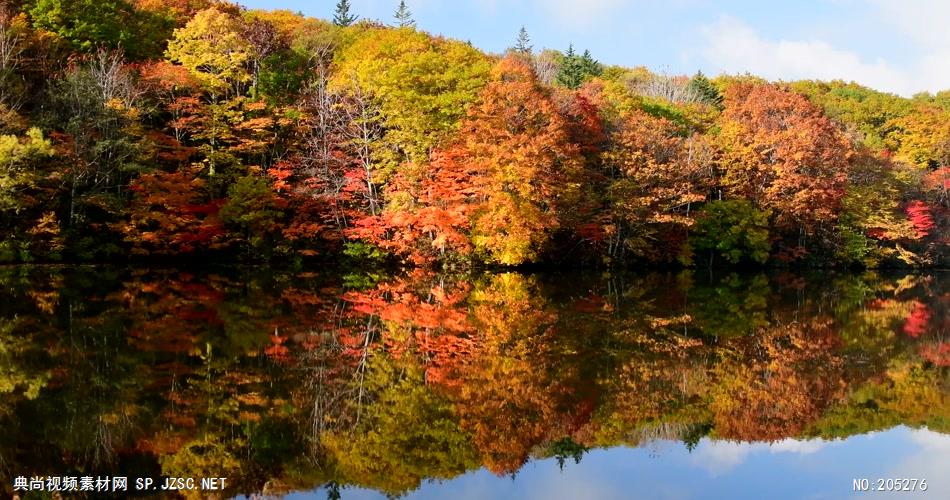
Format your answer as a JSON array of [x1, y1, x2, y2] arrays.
[[687, 71, 723, 107], [513, 26, 532, 54], [333, 0, 357, 27], [557, 44, 596, 89], [579, 50, 603, 78], [394, 1, 415, 28]]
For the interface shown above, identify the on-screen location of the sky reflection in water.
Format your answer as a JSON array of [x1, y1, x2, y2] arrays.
[[292, 428, 949, 500]]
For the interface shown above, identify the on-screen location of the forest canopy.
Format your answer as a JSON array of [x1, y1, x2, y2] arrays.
[[2, 0, 950, 268]]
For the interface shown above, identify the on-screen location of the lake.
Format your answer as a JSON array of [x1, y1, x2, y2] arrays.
[[1, 266, 948, 499]]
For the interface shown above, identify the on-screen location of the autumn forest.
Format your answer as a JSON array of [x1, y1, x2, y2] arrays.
[[2, 0, 950, 269]]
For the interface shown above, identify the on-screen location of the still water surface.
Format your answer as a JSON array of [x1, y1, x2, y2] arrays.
[[1, 266, 948, 499]]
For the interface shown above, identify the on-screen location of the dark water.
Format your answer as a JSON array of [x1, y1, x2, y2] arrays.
[[1, 266, 948, 499]]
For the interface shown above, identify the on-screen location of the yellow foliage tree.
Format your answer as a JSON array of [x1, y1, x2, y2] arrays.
[[165, 7, 252, 97], [332, 27, 490, 177]]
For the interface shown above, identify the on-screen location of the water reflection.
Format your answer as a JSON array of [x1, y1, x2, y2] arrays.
[[292, 427, 950, 500], [0, 267, 948, 498]]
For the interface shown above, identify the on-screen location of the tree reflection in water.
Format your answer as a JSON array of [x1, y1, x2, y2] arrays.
[[0, 267, 948, 497]]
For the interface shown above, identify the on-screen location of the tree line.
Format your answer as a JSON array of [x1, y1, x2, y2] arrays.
[[2, 0, 950, 267]]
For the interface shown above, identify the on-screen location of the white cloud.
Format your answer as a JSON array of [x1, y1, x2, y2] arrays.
[[701, 15, 913, 95], [769, 438, 828, 455], [868, 0, 950, 49], [693, 437, 830, 476], [869, 0, 950, 96], [694, 440, 753, 475], [883, 428, 950, 499], [700, 2, 950, 97]]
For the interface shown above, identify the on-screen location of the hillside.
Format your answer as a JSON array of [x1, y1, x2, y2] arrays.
[[2, 0, 950, 267]]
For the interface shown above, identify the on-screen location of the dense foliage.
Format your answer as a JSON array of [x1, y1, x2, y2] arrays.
[[2, 0, 950, 267]]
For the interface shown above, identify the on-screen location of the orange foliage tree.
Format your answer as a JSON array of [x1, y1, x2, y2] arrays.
[[352, 56, 583, 266], [464, 57, 583, 265], [120, 170, 227, 255], [602, 110, 711, 262], [718, 83, 852, 256]]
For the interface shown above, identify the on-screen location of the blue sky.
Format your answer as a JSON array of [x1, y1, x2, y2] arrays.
[[237, 1, 950, 96]]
